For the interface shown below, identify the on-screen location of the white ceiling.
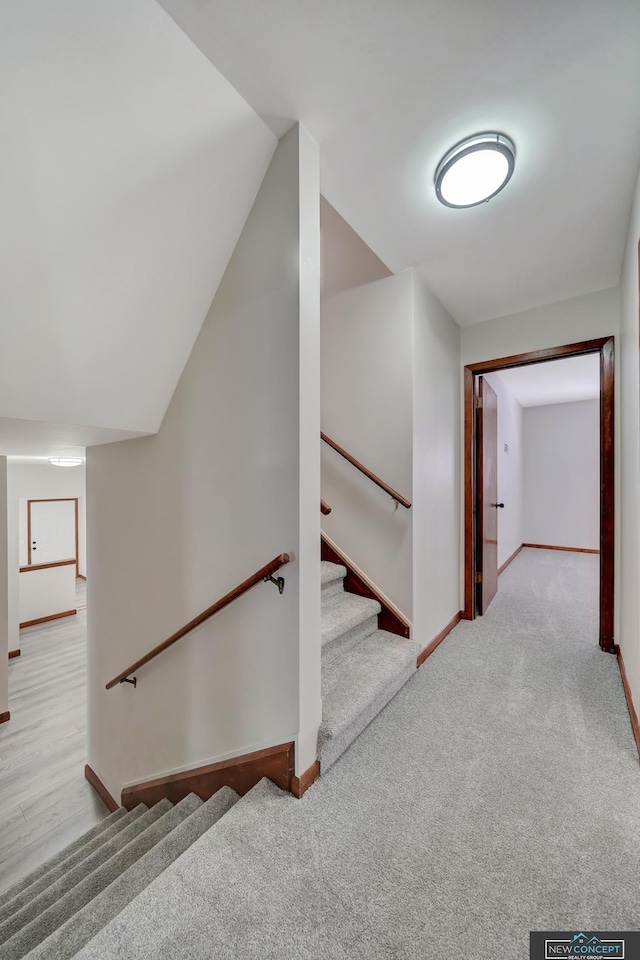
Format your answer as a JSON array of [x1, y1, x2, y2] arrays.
[[0, 0, 276, 455], [490, 354, 600, 407], [157, 0, 640, 325], [0, 419, 146, 459]]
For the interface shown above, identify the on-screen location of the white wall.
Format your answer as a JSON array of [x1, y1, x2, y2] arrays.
[[321, 272, 414, 617], [523, 400, 600, 550], [19, 565, 76, 625], [483, 373, 524, 569], [412, 273, 461, 646], [0, 458, 8, 718], [320, 197, 392, 300], [6, 460, 86, 654], [87, 125, 321, 800], [618, 165, 640, 717]]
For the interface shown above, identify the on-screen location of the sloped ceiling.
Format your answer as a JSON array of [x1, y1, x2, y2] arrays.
[[157, 0, 640, 326], [0, 0, 276, 444]]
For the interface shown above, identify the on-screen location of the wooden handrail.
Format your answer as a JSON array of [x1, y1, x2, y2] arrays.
[[321, 500, 332, 515], [320, 432, 411, 509], [106, 553, 290, 690]]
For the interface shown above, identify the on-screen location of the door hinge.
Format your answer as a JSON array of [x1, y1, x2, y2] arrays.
[[475, 571, 483, 583], [476, 396, 483, 409]]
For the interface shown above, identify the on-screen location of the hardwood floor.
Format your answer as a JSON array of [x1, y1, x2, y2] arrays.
[[0, 579, 109, 894]]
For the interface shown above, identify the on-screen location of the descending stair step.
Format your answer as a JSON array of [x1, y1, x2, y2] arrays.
[[0, 806, 148, 928], [28, 787, 240, 960], [66, 780, 286, 960], [321, 591, 381, 662], [0, 797, 192, 960], [320, 560, 346, 599], [0, 806, 127, 913], [318, 630, 421, 772]]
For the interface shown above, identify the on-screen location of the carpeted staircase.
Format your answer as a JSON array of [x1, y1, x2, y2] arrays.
[[1, 561, 420, 958], [318, 560, 420, 770], [0, 788, 240, 960]]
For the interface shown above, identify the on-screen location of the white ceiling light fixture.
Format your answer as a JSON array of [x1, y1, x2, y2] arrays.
[[435, 132, 516, 208], [48, 457, 85, 467]]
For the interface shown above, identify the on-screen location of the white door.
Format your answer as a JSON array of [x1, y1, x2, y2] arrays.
[[29, 500, 76, 564]]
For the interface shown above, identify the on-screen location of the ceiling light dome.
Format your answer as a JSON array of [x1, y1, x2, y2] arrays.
[[435, 132, 515, 208], [48, 457, 85, 467]]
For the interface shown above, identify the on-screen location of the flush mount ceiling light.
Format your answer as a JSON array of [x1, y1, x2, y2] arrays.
[[435, 132, 515, 208], [48, 457, 85, 467]]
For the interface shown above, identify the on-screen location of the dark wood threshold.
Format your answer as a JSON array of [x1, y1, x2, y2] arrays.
[[321, 535, 411, 638], [498, 543, 524, 576], [292, 760, 320, 798], [616, 647, 640, 761], [77, 574, 87, 581], [523, 543, 599, 555], [417, 611, 462, 668], [121, 742, 295, 810], [85, 764, 119, 812], [0, 711, 10, 725], [8, 649, 20, 660], [20, 609, 76, 629]]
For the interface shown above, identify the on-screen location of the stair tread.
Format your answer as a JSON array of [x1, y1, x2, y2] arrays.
[[0, 805, 149, 929], [28, 788, 241, 960], [0, 806, 127, 913], [320, 630, 420, 742], [320, 560, 346, 586], [321, 591, 380, 646], [0, 798, 184, 959]]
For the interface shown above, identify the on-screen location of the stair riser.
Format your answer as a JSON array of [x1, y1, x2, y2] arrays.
[[321, 615, 379, 665], [318, 658, 416, 771], [321, 578, 345, 600]]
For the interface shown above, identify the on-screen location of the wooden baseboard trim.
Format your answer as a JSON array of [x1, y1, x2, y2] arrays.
[[121, 741, 295, 810], [321, 535, 411, 638], [498, 543, 524, 576], [292, 760, 320, 798], [0, 711, 10, 725], [523, 543, 600, 555], [8, 649, 20, 660], [616, 647, 640, 761], [85, 764, 119, 812], [417, 611, 462, 668], [77, 574, 87, 581], [20, 609, 76, 629]]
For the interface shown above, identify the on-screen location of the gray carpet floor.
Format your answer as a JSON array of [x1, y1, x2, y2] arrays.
[[74, 548, 640, 959]]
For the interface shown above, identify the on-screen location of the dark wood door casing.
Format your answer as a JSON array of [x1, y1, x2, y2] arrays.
[[463, 336, 615, 653]]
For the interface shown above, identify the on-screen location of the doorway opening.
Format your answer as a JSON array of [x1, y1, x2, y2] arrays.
[[463, 336, 614, 652]]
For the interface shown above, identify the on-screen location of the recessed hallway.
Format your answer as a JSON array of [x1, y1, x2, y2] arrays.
[[64, 548, 639, 960], [0, 581, 108, 895]]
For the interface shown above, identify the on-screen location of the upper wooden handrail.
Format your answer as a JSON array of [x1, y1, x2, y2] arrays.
[[320, 500, 332, 515], [106, 553, 290, 690], [320, 432, 411, 509]]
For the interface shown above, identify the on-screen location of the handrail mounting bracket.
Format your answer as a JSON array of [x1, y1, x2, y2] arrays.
[[264, 573, 285, 595], [120, 676, 137, 688]]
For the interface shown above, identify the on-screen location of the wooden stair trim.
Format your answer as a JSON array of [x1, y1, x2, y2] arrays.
[[321, 534, 411, 638], [85, 764, 119, 813], [8, 649, 20, 660], [121, 742, 295, 810], [523, 543, 600, 555], [20, 609, 76, 629], [616, 646, 640, 760], [292, 760, 320, 798], [0, 711, 10, 725], [417, 611, 462, 668]]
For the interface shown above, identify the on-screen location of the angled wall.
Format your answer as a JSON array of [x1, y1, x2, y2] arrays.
[[0, 0, 276, 436], [87, 125, 321, 799]]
